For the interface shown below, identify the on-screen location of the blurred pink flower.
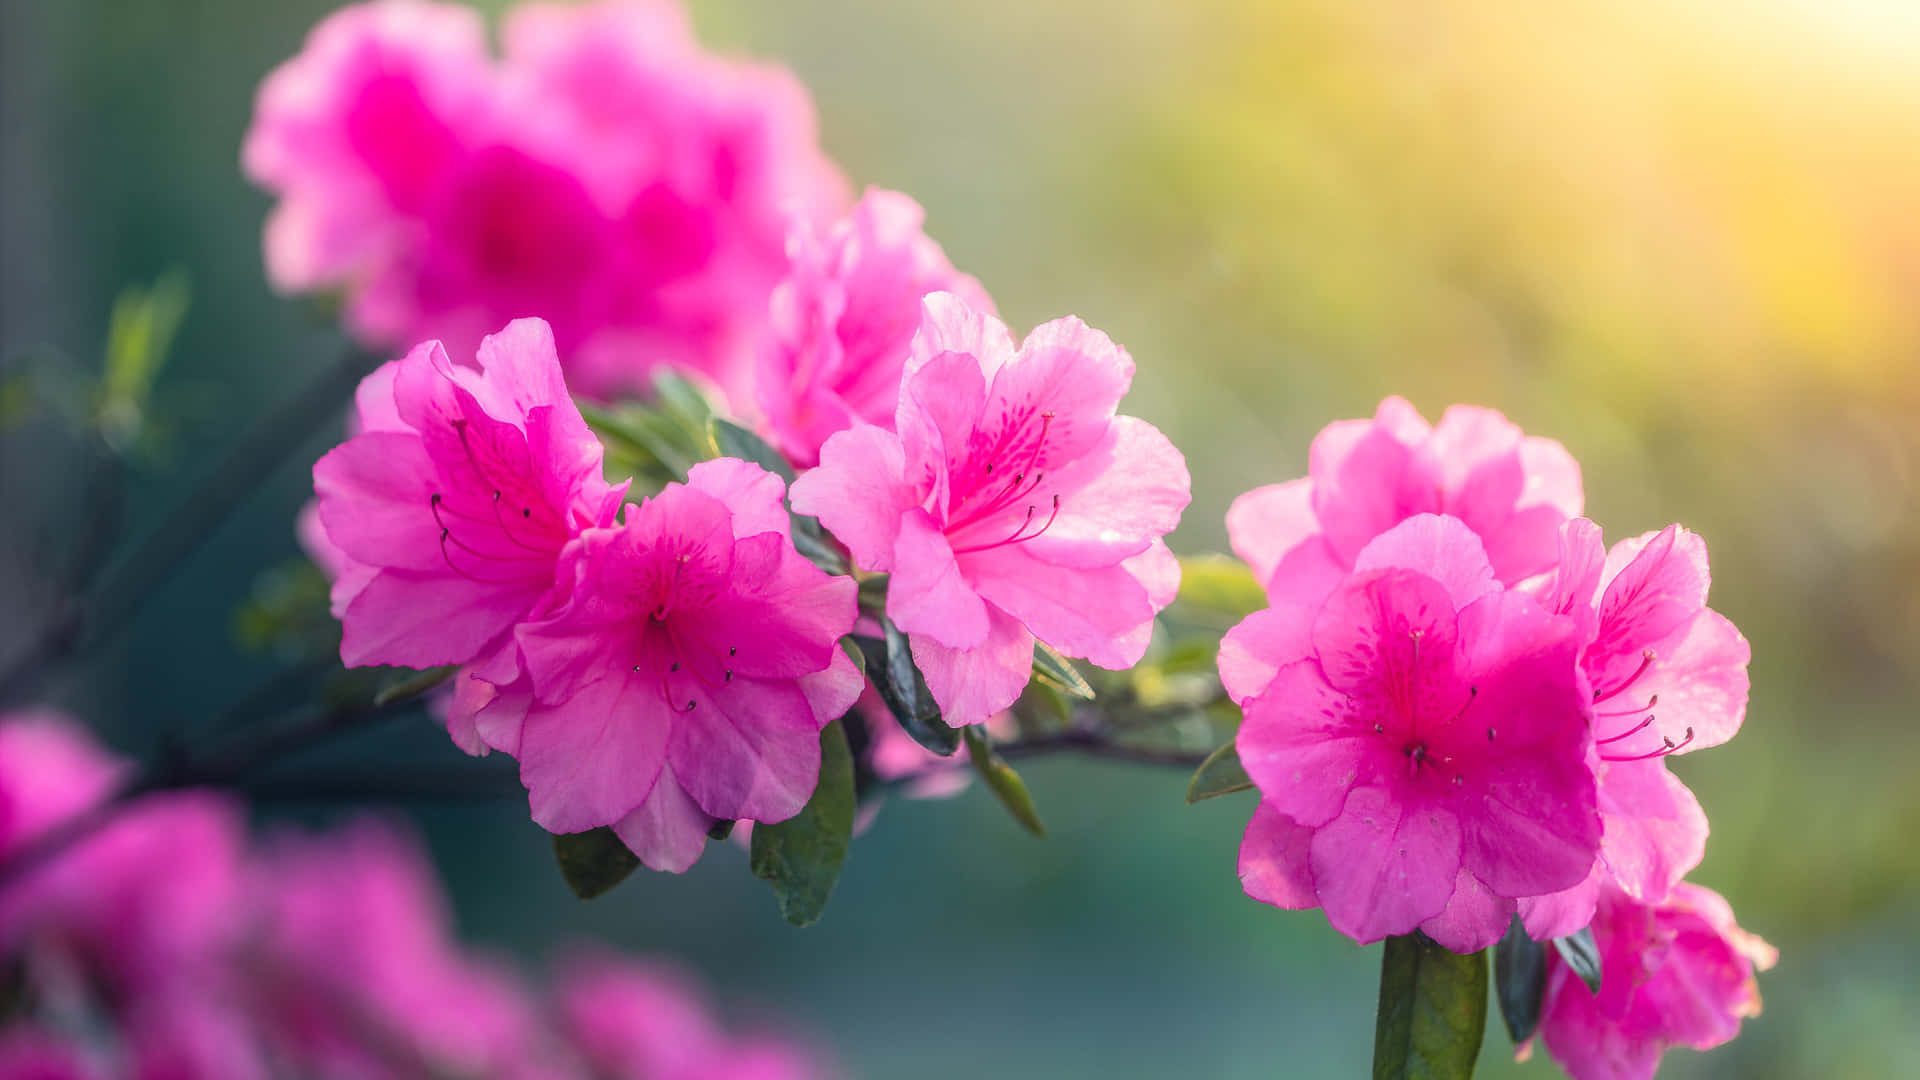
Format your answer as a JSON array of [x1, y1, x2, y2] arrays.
[[753, 188, 993, 467], [245, 0, 847, 400], [1517, 519, 1748, 937], [310, 319, 626, 753], [487, 459, 860, 871], [1226, 396, 1583, 605], [0, 1026, 102, 1080], [556, 955, 832, 1080], [1229, 516, 1598, 950], [791, 294, 1190, 726], [247, 819, 548, 1080], [1531, 882, 1775, 1080]]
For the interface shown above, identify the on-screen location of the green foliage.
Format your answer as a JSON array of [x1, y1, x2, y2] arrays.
[[1553, 927, 1603, 994], [1185, 740, 1253, 803], [751, 719, 856, 926], [710, 417, 794, 483], [232, 560, 339, 661], [963, 725, 1046, 837], [851, 619, 958, 756], [372, 665, 458, 706], [1173, 553, 1266, 621], [98, 270, 190, 452], [1373, 932, 1487, 1080], [552, 827, 642, 900], [1493, 918, 1548, 1045], [1031, 641, 1096, 700]]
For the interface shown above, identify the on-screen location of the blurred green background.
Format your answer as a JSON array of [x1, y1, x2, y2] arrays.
[[4, 0, 1917, 1075]]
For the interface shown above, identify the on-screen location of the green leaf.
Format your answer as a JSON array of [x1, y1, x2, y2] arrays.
[[553, 827, 642, 900], [963, 725, 1046, 837], [1372, 932, 1488, 1080], [1553, 927, 1603, 994], [706, 819, 736, 842], [852, 618, 959, 756], [1493, 917, 1549, 1045], [98, 270, 190, 451], [1185, 740, 1254, 804], [1175, 554, 1267, 618], [373, 665, 459, 706], [1031, 642, 1095, 700], [710, 418, 795, 483], [578, 400, 700, 480], [750, 719, 856, 926]]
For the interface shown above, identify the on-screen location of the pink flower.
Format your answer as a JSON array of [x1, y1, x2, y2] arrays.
[[556, 954, 832, 1080], [1226, 396, 1583, 606], [753, 188, 993, 467], [0, 1026, 102, 1080], [791, 294, 1190, 726], [247, 819, 547, 1079], [310, 318, 626, 734], [1228, 515, 1599, 950], [1518, 520, 1749, 937], [1533, 883, 1775, 1080], [480, 458, 860, 871]]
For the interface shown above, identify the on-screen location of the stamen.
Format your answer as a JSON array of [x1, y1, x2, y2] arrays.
[[1595, 693, 1658, 719], [1593, 650, 1657, 704], [1601, 727, 1695, 762], [1596, 714, 1656, 745], [950, 494, 1064, 555], [437, 530, 549, 585]]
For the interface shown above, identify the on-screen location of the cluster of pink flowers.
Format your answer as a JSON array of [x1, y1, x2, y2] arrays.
[[0, 712, 834, 1080], [245, 0, 847, 403], [1221, 398, 1772, 1078]]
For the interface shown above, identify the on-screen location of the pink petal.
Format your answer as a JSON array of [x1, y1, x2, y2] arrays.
[[667, 676, 822, 823], [1261, 533, 1347, 612], [312, 432, 443, 571], [1311, 422, 1435, 566], [788, 424, 913, 572], [1310, 786, 1462, 944], [1518, 865, 1602, 941], [519, 669, 671, 833], [687, 458, 791, 540], [911, 606, 1034, 727], [1310, 569, 1471, 720], [1226, 478, 1317, 593], [964, 547, 1157, 670], [612, 764, 715, 874], [1236, 660, 1384, 828], [887, 510, 989, 650], [799, 639, 865, 725], [1351, 513, 1499, 609], [697, 534, 855, 680], [1217, 604, 1315, 704], [339, 569, 525, 669], [1596, 760, 1707, 902], [1632, 608, 1749, 754], [1477, 502, 1573, 586], [1238, 802, 1318, 910], [1426, 405, 1523, 489], [1518, 436, 1584, 518], [1591, 527, 1710, 691], [1419, 869, 1516, 954], [982, 314, 1134, 468], [1022, 416, 1189, 568], [350, 358, 407, 433]]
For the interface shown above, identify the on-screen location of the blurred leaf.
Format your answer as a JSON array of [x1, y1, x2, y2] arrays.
[[579, 399, 702, 481], [852, 618, 958, 756], [553, 827, 641, 900], [98, 271, 190, 452], [1494, 917, 1549, 1045], [1175, 554, 1265, 618], [1553, 928, 1603, 994], [1373, 932, 1487, 1080], [233, 560, 339, 661], [1026, 680, 1075, 728], [706, 819, 735, 842], [1185, 740, 1253, 803], [750, 719, 855, 926], [963, 725, 1046, 837], [1032, 642, 1096, 700], [373, 665, 458, 706], [650, 369, 715, 444], [710, 418, 794, 483], [1156, 638, 1220, 675], [855, 573, 889, 616]]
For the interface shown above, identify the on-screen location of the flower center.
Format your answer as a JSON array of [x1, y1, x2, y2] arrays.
[[947, 411, 1064, 553], [428, 419, 561, 586]]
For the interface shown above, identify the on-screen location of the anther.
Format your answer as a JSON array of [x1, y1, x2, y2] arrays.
[[724, 670, 733, 682], [1486, 727, 1497, 741]]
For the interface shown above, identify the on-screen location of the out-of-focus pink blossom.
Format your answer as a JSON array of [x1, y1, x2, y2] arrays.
[[753, 188, 992, 467], [1532, 882, 1775, 1080], [0, 1026, 103, 1080], [245, 0, 847, 400], [310, 319, 626, 753], [479, 459, 860, 871], [1228, 515, 1598, 950], [792, 294, 1190, 726], [556, 955, 832, 1080], [1226, 396, 1582, 605], [247, 818, 547, 1080]]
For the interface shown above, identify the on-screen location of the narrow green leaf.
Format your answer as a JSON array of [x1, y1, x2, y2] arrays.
[[789, 512, 847, 575], [552, 827, 641, 900], [1493, 917, 1549, 1045], [750, 719, 856, 926], [710, 418, 795, 483], [1553, 927, 1603, 994], [963, 725, 1046, 837], [852, 619, 959, 756], [1372, 932, 1488, 1080], [1175, 553, 1267, 618], [1185, 740, 1254, 804], [1031, 642, 1096, 700], [650, 369, 715, 434], [578, 400, 697, 479], [373, 664, 459, 706]]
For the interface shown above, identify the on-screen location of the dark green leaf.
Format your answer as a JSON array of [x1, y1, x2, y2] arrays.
[[1372, 932, 1488, 1080], [855, 574, 889, 617], [710, 418, 795, 483], [1494, 917, 1549, 1045], [706, 819, 736, 842], [789, 512, 847, 575], [1031, 642, 1096, 700], [1185, 740, 1254, 804], [650, 369, 715, 435], [552, 827, 642, 900], [852, 619, 959, 756], [750, 719, 856, 926], [963, 725, 1046, 837], [578, 400, 699, 480], [1553, 927, 1603, 994], [373, 665, 459, 706]]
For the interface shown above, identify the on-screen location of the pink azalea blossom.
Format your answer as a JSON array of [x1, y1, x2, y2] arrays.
[[0, 1027, 102, 1080], [473, 458, 860, 872], [247, 818, 547, 1079], [753, 188, 993, 467], [791, 294, 1190, 726], [311, 318, 626, 754], [1532, 882, 1775, 1080], [246, 0, 847, 399], [1517, 519, 1748, 937], [556, 954, 832, 1080], [1228, 515, 1599, 950], [1226, 396, 1582, 606]]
